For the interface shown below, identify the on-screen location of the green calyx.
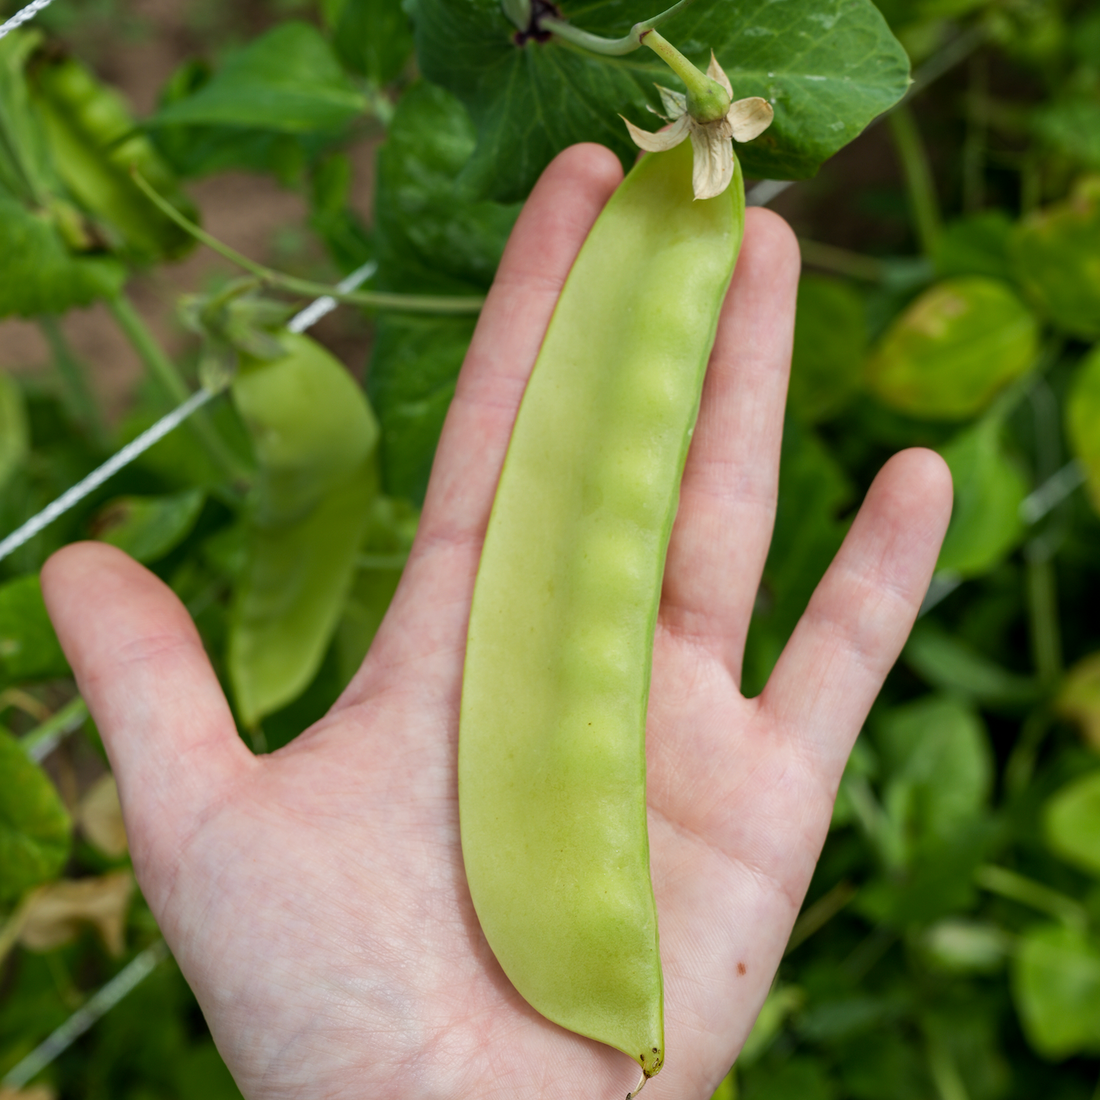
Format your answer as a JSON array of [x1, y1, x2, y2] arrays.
[[641, 30, 730, 122]]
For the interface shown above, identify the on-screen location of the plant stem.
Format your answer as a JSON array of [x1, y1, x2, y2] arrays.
[[19, 695, 88, 761], [1004, 707, 1053, 798], [926, 1029, 971, 1100], [798, 238, 885, 282], [962, 52, 988, 213], [888, 104, 942, 256], [39, 316, 106, 446], [538, 0, 698, 56], [975, 864, 1086, 930], [131, 171, 483, 315], [106, 293, 250, 487], [785, 880, 857, 955], [1025, 545, 1062, 687]]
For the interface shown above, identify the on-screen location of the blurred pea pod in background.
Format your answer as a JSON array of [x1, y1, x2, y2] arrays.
[[227, 332, 380, 734]]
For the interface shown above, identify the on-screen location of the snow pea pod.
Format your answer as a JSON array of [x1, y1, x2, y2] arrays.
[[459, 138, 744, 1084], [229, 332, 378, 729]]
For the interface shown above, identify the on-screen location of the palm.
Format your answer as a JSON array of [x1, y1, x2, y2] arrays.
[[42, 144, 952, 1100]]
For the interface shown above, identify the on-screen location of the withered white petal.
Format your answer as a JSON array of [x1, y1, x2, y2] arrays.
[[706, 51, 733, 98], [727, 96, 774, 142], [622, 112, 691, 153], [689, 118, 734, 201], [655, 84, 687, 120]]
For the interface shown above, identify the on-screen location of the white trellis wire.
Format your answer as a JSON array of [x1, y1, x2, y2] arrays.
[[0, 0, 52, 39], [1, 940, 170, 1089]]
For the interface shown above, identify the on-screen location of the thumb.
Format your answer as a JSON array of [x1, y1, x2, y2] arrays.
[[41, 542, 253, 900]]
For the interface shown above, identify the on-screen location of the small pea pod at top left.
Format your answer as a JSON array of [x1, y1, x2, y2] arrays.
[[27, 46, 197, 260], [228, 331, 380, 734]]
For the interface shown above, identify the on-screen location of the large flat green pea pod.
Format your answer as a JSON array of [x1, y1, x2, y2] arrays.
[[459, 139, 744, 1084]]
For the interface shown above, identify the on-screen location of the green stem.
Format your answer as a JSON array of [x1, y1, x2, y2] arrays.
[[888, 104, 942, 256], [1020, 153, 1041, 216], [785, 880, 856, 955], [19, 696, 88, 760], [640, 30, 729, 121], [131, 171, 483, 315], [1004, 707, 1053, 798], [106, 293, 251, 488], [39, 316, 106, 446], [975, 864, 1087, 931], [798, 238, 885, 282], [538, 0, 698, 56], [962, 52, 988, 214], [1025, 545, 1062, 687]]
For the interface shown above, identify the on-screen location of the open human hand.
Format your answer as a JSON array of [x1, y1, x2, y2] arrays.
[[41, 143, 953, 1100]]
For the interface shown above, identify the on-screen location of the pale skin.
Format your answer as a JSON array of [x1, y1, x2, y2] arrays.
[[41, 143, 953, 1100]]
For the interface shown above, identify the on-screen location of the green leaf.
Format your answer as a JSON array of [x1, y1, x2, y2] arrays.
[[369, 315, 474, 503], [1044, 770, 1100, 878], [835, 1029, 930, 1100], [904, 620, 1041, 707], [788, 274, 866, 423], [150, 23, 368, 133], [738, 985, 805, 1066], [1012, 923, 1100, 1059], [932, 211, 1015, 282], [326, 0, 415, 85], [1055, 652, 1100, 752], [0, 572, 69, 688], [0, 726, 71, 900], [742, 421, 851, 695], [0, 370, 29, 494], [150, 58, 328, 182], [368, 81, 518, 501], [1032, 97, 1100, 173], [309, 154, 374, 274], [1009, 177, 1100, 339], [373, 81, 520, 294], [0, 194, 125, 319], [28, 55, 196, 260], [739, 1054, 837, 1100], [176, 1041, 245, 1100], [875, 694, 993, 854], [415, 0, 911, 202], [90, 489, 206, 565], [936, 414, 1029, 577], [1066, 342, 1100, 516], [865, 277, 1040, 420]]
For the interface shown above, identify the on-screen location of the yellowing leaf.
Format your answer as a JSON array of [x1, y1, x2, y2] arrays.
[[1010, 176, 1100, 339], [77, 774, 128, 858], [0, 1086, 57, 1100], [19, 870, 134, 956], [1066, 342, 1100, 516], [866, 277, 1039, 419], [1055, 653, 1100, 751], [1044, 772, 1100, 879]]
